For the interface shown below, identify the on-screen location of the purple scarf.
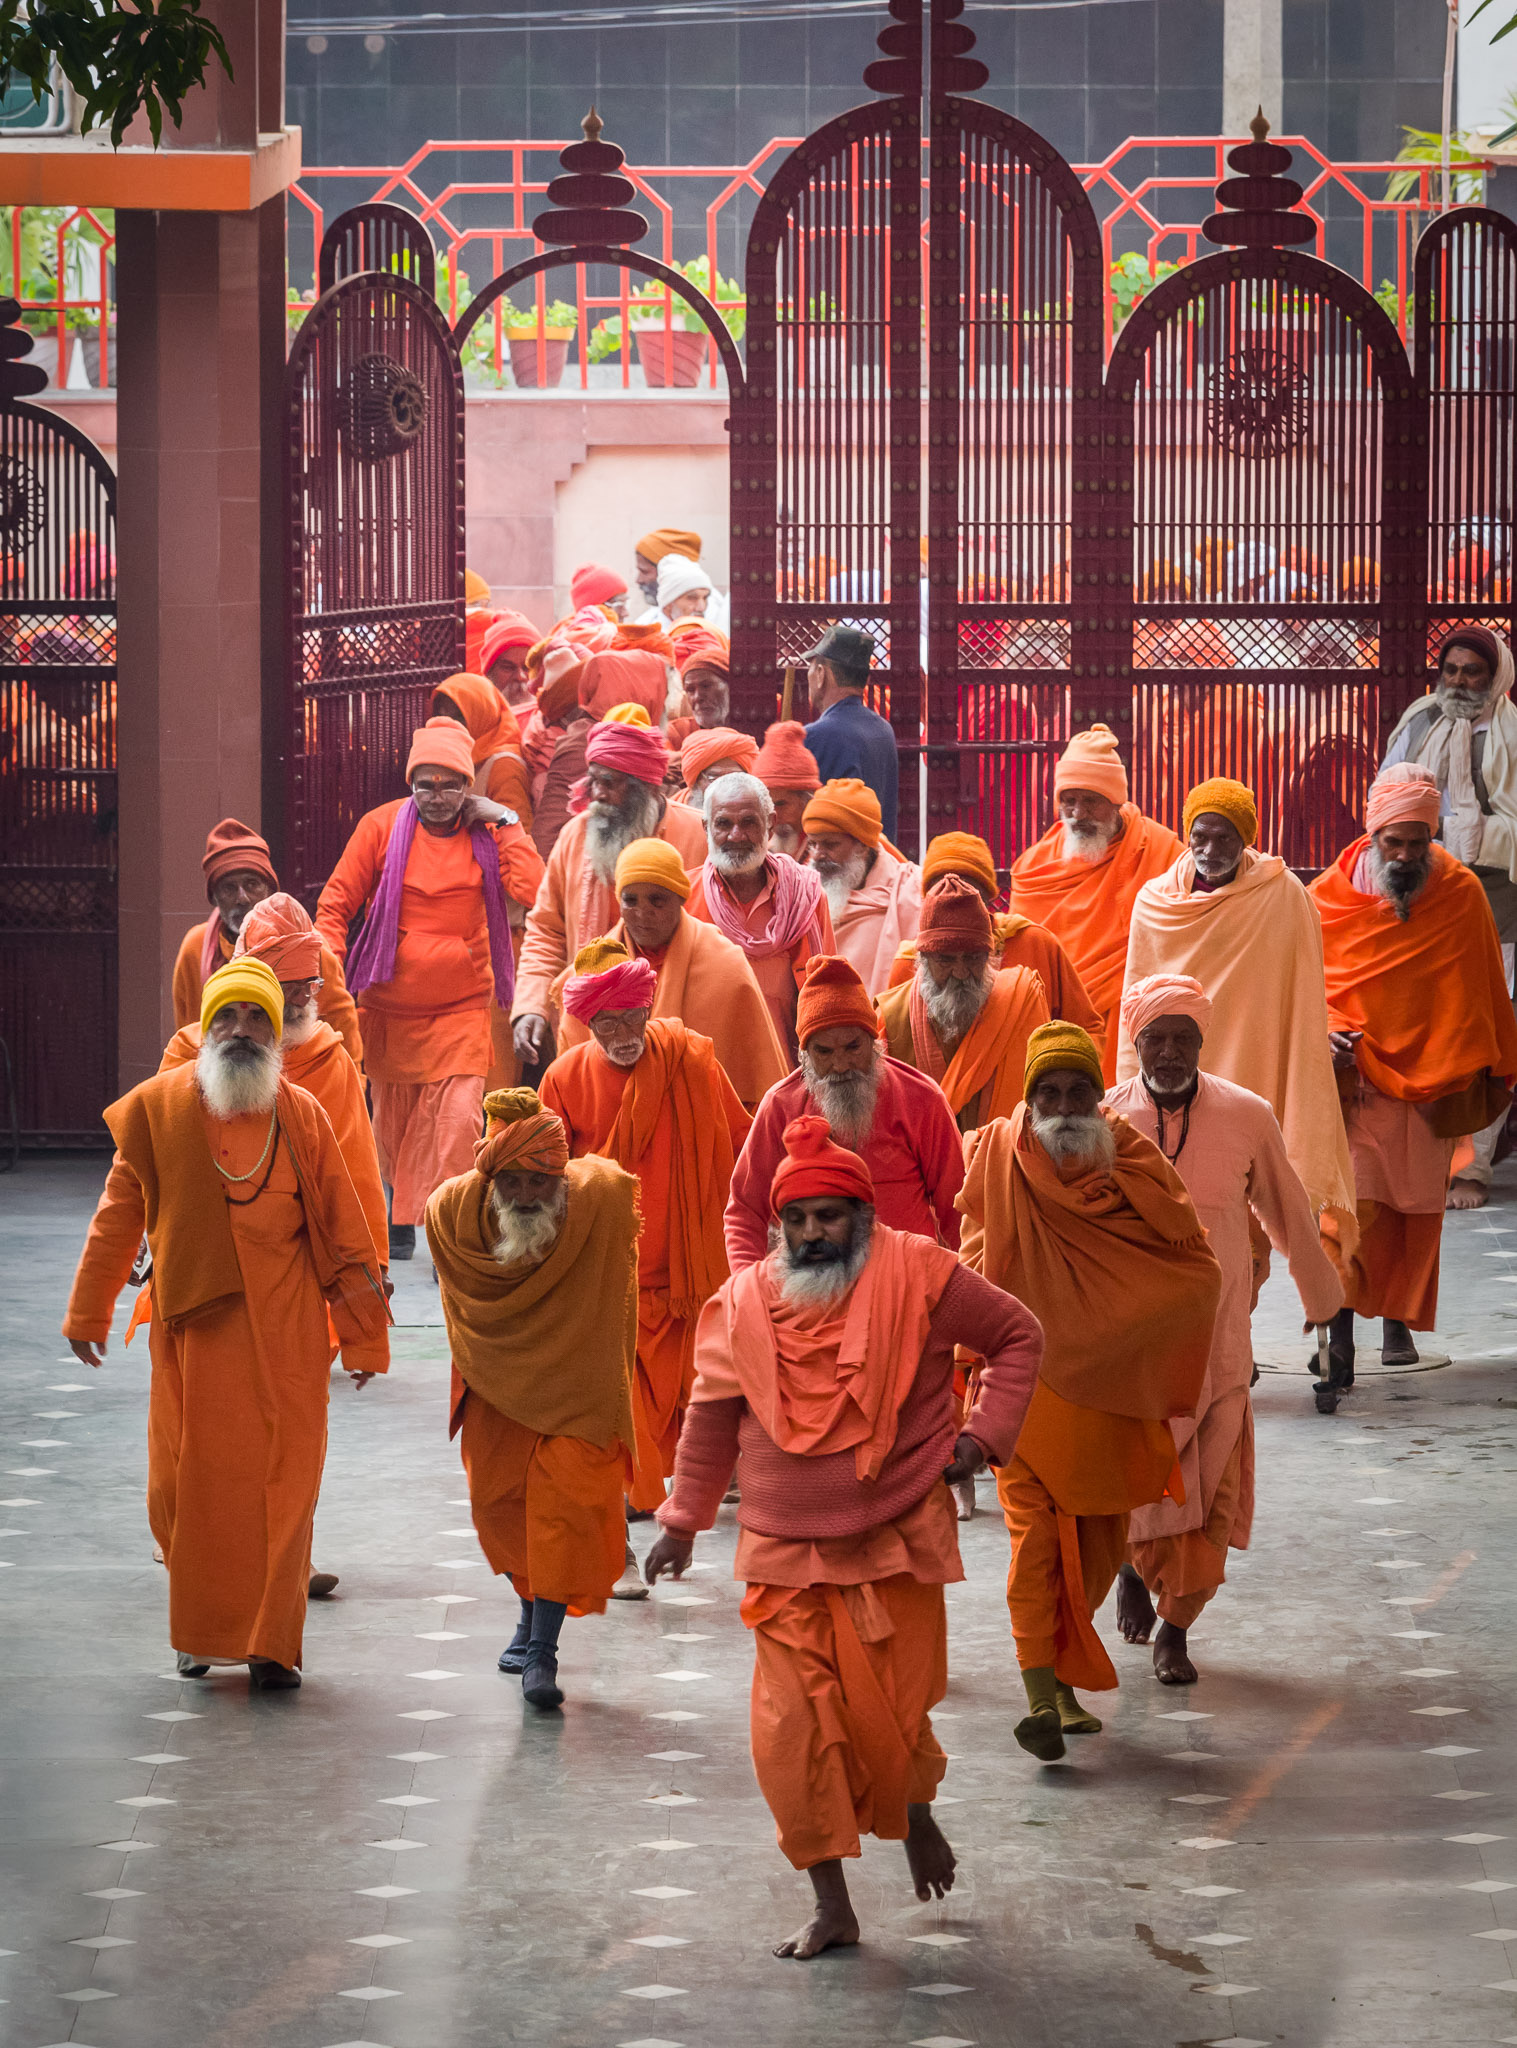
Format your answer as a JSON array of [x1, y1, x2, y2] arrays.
[[345, 798, 515, 1007]]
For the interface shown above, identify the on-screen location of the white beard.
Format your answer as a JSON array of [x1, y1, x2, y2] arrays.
[[775, 1207, 875, 1309], [1436, 682, 1492, 723], [196, 1035, 282, 1119], [1367, 844, 1432, 922], [1060, 816, 1118, 864], [281, 1001, 321, 1048], [708, 838, 767, 879], [799, 1044, 881, 1151], [488, 1180, 569, 1270], [585, 782, 662, 886], [810, 844, 871, 921], [601, 1036, 646, 1068], [1029, 1107, 1116, 1170], [916, 956, 993, 1040]]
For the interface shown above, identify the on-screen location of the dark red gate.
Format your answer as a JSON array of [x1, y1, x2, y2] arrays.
[[284, 264, 465, 906]]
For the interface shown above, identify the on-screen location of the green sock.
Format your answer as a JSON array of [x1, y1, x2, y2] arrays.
[[1020, 1664, 1059, 1717], [1055, 1680, 1102, 1733]]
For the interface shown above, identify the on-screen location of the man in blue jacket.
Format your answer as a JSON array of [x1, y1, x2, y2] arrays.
[[802, 625, 899, 843]]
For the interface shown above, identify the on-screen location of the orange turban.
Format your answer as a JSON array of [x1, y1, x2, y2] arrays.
[[1054, 725, 1128, 806], [475, 1087, 570, 1180], [202, 818, 276, 898], [917, 874, 993, 954], [636, 527, 701, 565], [1182, 777, 1258, 847], [464, 567, 491, 606], [679, 725, 759, 788], [802, 778, 883, 850], [406, 717, 476, 784], [232, 891, 321, 981], [1120, 973, 1213, 1044], [770, 1114, 874, 1214], [578, 648, 670, 722], [432, 671, 521, 761], [478, 611, 540, 673], [922, 831, 997, 899], [1365, 762, 1442, 835], [614, 837, 691, 900], [754, 720, 820, 792], [670, 620, 729, 675], [1024, 1021, 1104, 1098], [794, 954, 879, 1046], [614, 620, 676, 659]]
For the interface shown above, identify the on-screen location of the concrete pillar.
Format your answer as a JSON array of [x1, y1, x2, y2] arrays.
[[114, 196, 286, 1091], [1223, 0, 1283, 135]]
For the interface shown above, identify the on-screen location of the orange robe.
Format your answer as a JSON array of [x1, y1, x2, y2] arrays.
[[685, 868, 835, 1062], [554, 909, 788, 1111], [541, 1023, 749, 1510], [875, 966, 1051, 1131], [1009, 805, 1182, 1081], [886, 910, 1103, 1036], [62, 1067, 389, 1669], [172, 917, 362, 1067], [426, 1155, 640, 1613], [959, 1106, 1219, 1689], [1311, 839, 1517, 1328], [513, 801, 709, 1023]]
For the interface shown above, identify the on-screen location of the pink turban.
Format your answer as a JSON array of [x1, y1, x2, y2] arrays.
[[1365, 762, 1442, 835], [1120, 972, 1213, 1043], [584, 717, 669, 787], [562, 955, 658, 1023]]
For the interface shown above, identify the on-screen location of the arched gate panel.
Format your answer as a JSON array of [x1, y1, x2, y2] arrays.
[[284, 271, 464, 905]]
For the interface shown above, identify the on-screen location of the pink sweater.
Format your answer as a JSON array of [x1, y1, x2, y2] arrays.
[[658, 1263, 1043, 1540]]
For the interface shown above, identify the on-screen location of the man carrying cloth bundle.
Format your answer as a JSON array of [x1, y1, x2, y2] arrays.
[[426, 1089, 640, 1711], [958, 1022, 1220, 1759], [646, 1116, 1044, 1960], [541, 943, 750, 1587], [1309, 763, 1517, 1397]]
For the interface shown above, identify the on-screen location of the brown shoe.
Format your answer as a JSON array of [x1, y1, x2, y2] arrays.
[[308, 1571, 339, 1598], [249, 1658, 301, 1691]]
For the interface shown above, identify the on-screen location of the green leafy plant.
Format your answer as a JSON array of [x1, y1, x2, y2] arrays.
[[1469, 6, 1517, 142], [5, 205, 113, 334], [502, 295, 577, 334], [0, 1, 233, 147], [1386, 127, 1488, 204], [1109, 251, 1180, 330]]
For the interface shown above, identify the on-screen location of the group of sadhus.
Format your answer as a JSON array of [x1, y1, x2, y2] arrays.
[[60, 616, 1517, 1962]]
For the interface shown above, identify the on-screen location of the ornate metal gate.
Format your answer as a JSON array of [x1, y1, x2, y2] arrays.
[[284, 262, 465, 905], [0, 310, 117, 1144]]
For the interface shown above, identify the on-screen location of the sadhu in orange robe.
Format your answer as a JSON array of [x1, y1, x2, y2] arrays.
[[173, 917, 363, 1067], [886, 909, 1103, 1039], [875, 965, 1052, 1133], [541, 1020, 750, 1510], [426, 1155, 640, 1613], [63, 1066, 390, 1670], [959, 1106, 1220, 1690]]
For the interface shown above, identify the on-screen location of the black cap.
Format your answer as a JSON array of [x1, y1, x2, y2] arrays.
[[800, 623, 875, 684]]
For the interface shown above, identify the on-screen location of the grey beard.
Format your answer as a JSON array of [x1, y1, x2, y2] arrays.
[[601, 1037, 645, 1068], [810, 845, 870, 921], [916, 956, 993, 1039], [1060, 817, 1117, 864], [1030, 1107, 1116, 1170], [771, 823, 801, 857], [1437, 682, 1491, 723], [488, 1179, 569, 1270], [694, 689, 731, 726], [196, 1035, 282, 1120], [708, 838, 767, 879], [585, 782, 662, 886], [776, 1206, 875, 1309], [221, 901, 250, 935], [1368, 844, 1432, 922], [281, 1000, 320, 1048], [799, 1045, 881, 1150]]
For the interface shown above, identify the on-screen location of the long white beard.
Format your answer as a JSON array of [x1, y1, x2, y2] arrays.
[[1367, 844, 1432, 922], [708, 838, 767, 879], [196, 1035, 282, 1119], [1060, 816, 1118, 864], [810, 845, 870, 921], [281, 1000, 321, 1048], [799, 1045, 881, 1150], [916, 956, 993, 1039], [1436, 682, 1492, 723], [1030, 1107, 1116, 1170], [488, 1180, 569, 1270], [775, 1207, 875, 1309], [585, 782, 662, 886]]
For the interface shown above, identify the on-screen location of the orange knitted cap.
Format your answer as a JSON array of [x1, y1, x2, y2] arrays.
[[802, 777, 883, 849], [794, 954, 879, 1046], [1054, 724, 1128, 806], [921, 830, 997, 899], [917, 874, 993, 954], [770, 1113, 874, 1215], [754, 719, 820, 792]]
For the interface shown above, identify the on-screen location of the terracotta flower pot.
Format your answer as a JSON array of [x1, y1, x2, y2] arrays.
[[507, 329, 572, 389], [634, 326, 709, 388]]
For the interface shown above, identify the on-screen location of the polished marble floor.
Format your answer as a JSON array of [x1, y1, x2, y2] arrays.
[[5, 1154, 1517, 2048]]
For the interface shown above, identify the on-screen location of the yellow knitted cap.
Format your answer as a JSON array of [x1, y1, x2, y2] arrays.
[[1023, 1020, 1105, 1100], [1182, 776, 1258, 847]]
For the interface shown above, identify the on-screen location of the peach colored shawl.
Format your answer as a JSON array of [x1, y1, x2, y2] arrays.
[[831, 849, 923, 997]]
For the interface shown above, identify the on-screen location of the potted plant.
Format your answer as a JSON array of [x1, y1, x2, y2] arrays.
[[620, 254, 744, 387], [503, 296, 577, 388]]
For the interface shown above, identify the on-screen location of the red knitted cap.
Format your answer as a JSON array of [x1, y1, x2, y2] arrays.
[[770, 1113, 874, 1215]]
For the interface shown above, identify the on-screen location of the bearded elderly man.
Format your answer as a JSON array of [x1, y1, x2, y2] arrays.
[[877, 876, 1051, 1134], [647, 1116, 1044, 1960], [427, 1090, 639, 1711], [541, 946, 750, 1582], [556, 839, 787, 1112], [1383, 627, 1517, 1209], [754, 719, 821, 860], [1309, 764, 1517, 1402], [64, 960, 390, 1690], [803, 778, 922, 997], [687, 771, 835, 1061], [1010, 725, 1181, 1079], [1107, 976, 1342, 1678], [726, 955, 965, 1269], [173, 818, 361, 1063], [676, 725, 758, 815], [512, 712, 708, 1066], [887, 832, 1101, 1035], [1120, 776, 1358, 1251], [959, 1022, 1220, 1758]]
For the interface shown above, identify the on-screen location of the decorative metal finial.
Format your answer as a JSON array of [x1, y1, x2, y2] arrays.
[[864, 0, 922, 98], [582, 106, 603, 144], [1250, 106, 1271, 144], [531, 106, 648, 250], [0, 297, 47, 404], [1202, 109, 1314, 250]]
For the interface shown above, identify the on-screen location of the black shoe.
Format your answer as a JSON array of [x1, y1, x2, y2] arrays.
[[1382, 1318, 1420, 1366], [522, 1652, 564, 1711], [249, 1658, 301, 1691], [625, 1502, 655, 1523], [388, 1222, 415, 1262], [175, 1650, 209, 1678]]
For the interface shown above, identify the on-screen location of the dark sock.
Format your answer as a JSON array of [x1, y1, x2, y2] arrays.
[[508, 1600, 533, 1651], [528, 1598, 567, 1654]]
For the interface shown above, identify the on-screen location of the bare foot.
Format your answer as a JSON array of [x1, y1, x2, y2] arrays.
[[1116, 1561, 1156, 1644], [774, 1859, 859, 1959], [1153, 1621, 1197, 1685], [1446, 1176, 1488, 1211], [952, 1477, 976, 1522], [904, 1803, 956, 1901]]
